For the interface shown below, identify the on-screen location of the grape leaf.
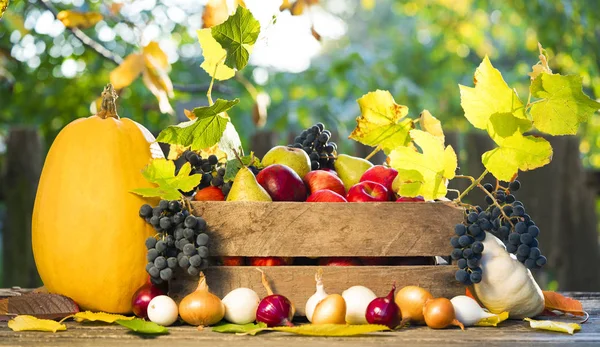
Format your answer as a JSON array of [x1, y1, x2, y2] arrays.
[[388, 130, 457, 200], [211, 6, 261, 71], [475, 311, 509, 327], [71, 311, 135, 323], [481, 132, 552, 182], [524, 318, 581, 335], [212, 321, 267, 335], [543, 291, 586, 317], [56, 10, 102, 29], [131, 159, 202, 200], [419, 110, 444, 143], [530, 73, 600, 135], [197, 28, 236, 80], [0, 0, 8, 19], [223, 152, 260, 182], [217, 122, 244, 160], [459, 56, 531, 139], [8, 315, 66, 333], [0, 293, 79, 321], [271, 324, 390, 336], [156, 99, 239, 151], [350, 90, 414, 154], [115, 318, 169, 335]]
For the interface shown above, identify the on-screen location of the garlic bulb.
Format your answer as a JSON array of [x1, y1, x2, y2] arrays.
[[305, 269, 328, 322], [450, 295, 495, 326]]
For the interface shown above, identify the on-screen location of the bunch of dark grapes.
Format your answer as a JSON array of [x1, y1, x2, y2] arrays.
[[289, 123, 337, 170], [139, 200, 210, 284], [451, 180, 547, 285], [177, 151, 231, 197]]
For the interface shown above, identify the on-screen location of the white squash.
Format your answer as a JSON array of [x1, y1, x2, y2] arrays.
[[471, 232, 544, 319]]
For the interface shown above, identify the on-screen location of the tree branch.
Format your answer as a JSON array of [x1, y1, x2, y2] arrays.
[[37, 0, 229, 94]]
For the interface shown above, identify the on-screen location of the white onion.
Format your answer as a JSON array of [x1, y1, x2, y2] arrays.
[[342, 285, 377, 324], [450, 295, 495, 326], [222, 288, 260, 324], [147, 295, 179, 326]]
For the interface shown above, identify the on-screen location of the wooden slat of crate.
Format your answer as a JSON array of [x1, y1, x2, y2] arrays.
[[169, 266, 463, 316], [191, 201, 463, 257]]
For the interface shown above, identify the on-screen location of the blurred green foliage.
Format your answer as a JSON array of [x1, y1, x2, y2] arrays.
[[0, 0, 599, 164]]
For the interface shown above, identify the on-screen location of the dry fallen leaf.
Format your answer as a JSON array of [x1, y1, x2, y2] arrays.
[[0, 293, 79, 321], [109, 53, 144, 89], [524, 318, 581, 335], [0, 0, 9, 19], [8, 315, 67, 333], [57, 10, 103, 29], [71, 311, 135, 323], [543, 291, 586, 317], [202, 0, 229, 28], [143, 41, 170, 71]]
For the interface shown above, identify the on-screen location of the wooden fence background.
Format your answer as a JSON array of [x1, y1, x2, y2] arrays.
[[1, 127, 599, 291]]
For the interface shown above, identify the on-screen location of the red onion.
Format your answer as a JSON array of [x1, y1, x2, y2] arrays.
[[255, 269, 295, 327], [131, 281, 166, 319], [256, 294, 294, 327], [365, 283, 401, 329]]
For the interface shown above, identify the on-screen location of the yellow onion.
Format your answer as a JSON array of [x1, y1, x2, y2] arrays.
[[312, 294, 346, 325], [422, 298, 464, 330], [395, 285, 433, 325], [179, 272, 225, 326]]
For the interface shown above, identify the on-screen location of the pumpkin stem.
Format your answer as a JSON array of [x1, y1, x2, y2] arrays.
[[97, 84, 120, 119]]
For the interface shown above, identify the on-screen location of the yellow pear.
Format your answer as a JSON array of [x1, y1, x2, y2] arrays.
[[334, 154, 374, 191], [226, 167, 272, 201]]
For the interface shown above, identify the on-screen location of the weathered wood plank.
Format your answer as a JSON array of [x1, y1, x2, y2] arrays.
[[169, 265, 463, 316], [191, 201, 463, 257]]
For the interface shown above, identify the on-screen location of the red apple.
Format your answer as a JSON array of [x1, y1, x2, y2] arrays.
[[346, 181, 389, 202], [194, 186, 225, 201], [256, 164, 307, 201], [248, 257, 292, 266], [303, 170, 346, 196], [396, 196, 425, 202], [360, 165, 398, 194], [320, 168, 338, 176], [359, 257, 390, 266], [318, 257, 363, 266], [306, 189, 347, 202], [220, 256, 245, 266], [131, 281, 166, 318]]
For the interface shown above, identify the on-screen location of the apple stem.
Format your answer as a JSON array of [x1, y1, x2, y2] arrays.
[[364, 145, 381, 161]]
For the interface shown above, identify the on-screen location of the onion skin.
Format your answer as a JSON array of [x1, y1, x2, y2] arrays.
[[312, 294, 346, 325], [423, 298, 464, 330], [365, 284, 401, 329], [256, 294, 294, 327], [179, 274, 225, 326], [395, 285, 433, 325]]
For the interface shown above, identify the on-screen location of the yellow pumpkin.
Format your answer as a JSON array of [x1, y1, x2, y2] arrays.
[[32, 84, 162, 313]]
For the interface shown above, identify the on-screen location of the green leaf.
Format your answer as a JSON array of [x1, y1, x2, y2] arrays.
[[156, 99, 239, 151], [459, 56, 531, 140], [482, 132, 552, 181], [212, 322, 267, 335], [350, 90, 414, 154], [388, 130, 457, 200], [131, 159, 202, 200], [530, 72, 600, 135], [115, 319, 169, 335], [271, 324, 390, 336], [211, 6, 261, 71], [524, 318, 581, 335], [223, 152, 261, 182]]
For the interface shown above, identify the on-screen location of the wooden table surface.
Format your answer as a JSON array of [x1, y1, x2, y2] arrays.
[[0, 292, 598, 347]]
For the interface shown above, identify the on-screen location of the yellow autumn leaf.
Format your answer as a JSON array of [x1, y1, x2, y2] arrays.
[[167, 144, 189, 160], [524, 318, 581, 335], [72, 311, 135, 323], [202, 0, 229, 28], [184, 109, 196, 120], [475, 311, 509, 327], [57, 10, 103, 29], [1, 0, 11, 20], [143, 41, 170, 71], [388, 129, 457, 200], [143, 54, 174, 114], [350, 90, 414, 154], [419, 109, 444, 143], [197, 28, 236, 81], [8, 315, 66, 333], [109, 53, 144, 89], [271, 324, 390, 336]]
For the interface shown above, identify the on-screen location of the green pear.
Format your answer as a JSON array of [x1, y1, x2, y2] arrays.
[[226, 167, 272, 202], [334, 154, 374, 191], [262, 146, 311, 178]]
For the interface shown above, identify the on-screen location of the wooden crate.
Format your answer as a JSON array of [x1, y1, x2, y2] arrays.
[[170, 201, 464, 316]]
